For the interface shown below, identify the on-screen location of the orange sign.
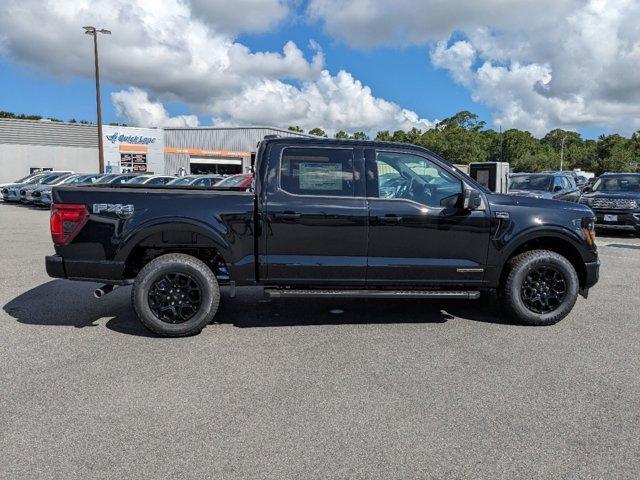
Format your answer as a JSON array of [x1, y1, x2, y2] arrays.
[[164, 147, 250, 158], [119, 145, 148, 152]]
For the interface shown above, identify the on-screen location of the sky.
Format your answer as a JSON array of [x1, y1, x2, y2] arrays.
[[0, 0, 639, 139]]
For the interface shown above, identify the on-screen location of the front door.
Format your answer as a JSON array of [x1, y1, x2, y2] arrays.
[[366, 149, 491, 286], [264, 145, 368, 285]]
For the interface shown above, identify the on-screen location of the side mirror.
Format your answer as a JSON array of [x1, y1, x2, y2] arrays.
[[461, 188, 482, 210], [553, 185, 563, 192], [582, 186, 592, 193]]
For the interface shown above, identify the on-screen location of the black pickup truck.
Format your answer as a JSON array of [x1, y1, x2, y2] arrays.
[[46, 137, 599, 336]]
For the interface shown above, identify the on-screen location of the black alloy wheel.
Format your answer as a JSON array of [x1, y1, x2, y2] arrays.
[[520, 266, 567, 314], [148, 272, 203, 324]]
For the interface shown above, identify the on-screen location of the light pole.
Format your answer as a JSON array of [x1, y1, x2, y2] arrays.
[[560, 135, 567, 171], [83, 26, 111, 173]]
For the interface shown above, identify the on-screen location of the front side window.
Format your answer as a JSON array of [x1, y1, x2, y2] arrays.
[[280, 147, 355, 197], [375, 151, 462, 207]]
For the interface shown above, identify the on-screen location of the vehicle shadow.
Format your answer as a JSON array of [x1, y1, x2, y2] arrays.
[[3, 280, 156, 338], [3, 281, 512, 337]]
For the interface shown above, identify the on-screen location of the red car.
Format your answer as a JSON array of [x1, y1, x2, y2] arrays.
[[215, 173, 253, 190]]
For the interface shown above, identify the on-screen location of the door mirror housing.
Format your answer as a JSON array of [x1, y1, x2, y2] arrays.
[[553, 185, 563, 192], [461, 188, 482, 210]]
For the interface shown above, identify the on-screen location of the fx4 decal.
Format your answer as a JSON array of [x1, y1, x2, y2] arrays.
[[93, 203, 135, 217]]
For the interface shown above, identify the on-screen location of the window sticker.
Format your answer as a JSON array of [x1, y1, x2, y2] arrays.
[[299, 162, 343, 190]]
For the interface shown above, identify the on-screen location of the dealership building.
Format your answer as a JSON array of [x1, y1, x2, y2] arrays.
[[0, 118, 311, 183]]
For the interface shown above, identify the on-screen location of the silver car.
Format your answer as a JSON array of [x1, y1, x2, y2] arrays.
[[33, 173, 103, 207], [126, 175, 176, 185], [19, 172, 74, 204], [2, 173, 53, 202]]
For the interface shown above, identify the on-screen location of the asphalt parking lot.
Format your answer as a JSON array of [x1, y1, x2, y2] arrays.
[[1, 203, 639, 479]]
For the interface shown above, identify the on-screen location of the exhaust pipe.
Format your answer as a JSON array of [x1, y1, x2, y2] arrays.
[[94, 284, 116, 298]]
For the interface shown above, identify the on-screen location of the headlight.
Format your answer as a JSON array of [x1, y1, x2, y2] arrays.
[[581, 217, 596, 246]]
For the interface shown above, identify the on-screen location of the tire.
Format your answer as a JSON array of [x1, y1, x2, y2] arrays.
[[501, 249, 579, 326], [132, 253, 220, 337]]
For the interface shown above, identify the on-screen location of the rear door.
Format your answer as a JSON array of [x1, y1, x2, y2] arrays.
[[365, 148, 491, 286], [263, 145, 368, 285]]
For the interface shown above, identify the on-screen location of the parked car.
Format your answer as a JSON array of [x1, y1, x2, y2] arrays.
[[33, 174, 103, 207], [579, 173, 640, 235], [46, 137, 599, 337], [2, 172, 72, 203], [93, 173, 143, 185], [21, 172, 76, 204], [165, 174, 224, 187], [166, 176, 198, 186], [214, 173, 253, 190], [126, 175, 176, 185], [0, 172, 43, 190], [509, 172, 580, 201]]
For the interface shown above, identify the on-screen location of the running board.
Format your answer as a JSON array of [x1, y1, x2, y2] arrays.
[[264, 289, 480, 300]]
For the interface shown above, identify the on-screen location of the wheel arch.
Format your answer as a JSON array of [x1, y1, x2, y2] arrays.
[[498, 233, 588, 289], [117, 218, 232, 282]]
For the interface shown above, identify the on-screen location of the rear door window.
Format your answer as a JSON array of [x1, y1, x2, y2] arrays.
[[280, 147, 355, 197]]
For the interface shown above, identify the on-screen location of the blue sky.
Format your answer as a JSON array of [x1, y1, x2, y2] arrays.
[[0, 0, 637, 139], [0, 37, 491, 130]]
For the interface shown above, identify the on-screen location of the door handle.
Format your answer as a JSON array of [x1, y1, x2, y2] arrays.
[[378, 214, 402, 224], [274, 211, 301, 220]]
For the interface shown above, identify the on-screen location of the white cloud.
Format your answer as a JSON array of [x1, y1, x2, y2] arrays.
[[186, 0, 289, 35], [0, 0, 430, 134], [311, 0, 640, 135], [111, 88, 199, 127], [210, 71, 432, 132]]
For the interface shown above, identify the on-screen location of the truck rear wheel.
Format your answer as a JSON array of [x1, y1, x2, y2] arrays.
[[132, 253, 220, 337], [501, 249, 579, 326]]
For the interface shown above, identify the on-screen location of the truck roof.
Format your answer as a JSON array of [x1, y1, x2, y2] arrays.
[[261, 136, 440, 155]]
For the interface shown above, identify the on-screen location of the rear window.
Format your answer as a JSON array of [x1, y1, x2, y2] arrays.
[[280, 147, 355, 197]]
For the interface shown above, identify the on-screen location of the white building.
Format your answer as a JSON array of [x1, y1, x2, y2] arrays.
[[0, 118, 311, 183]]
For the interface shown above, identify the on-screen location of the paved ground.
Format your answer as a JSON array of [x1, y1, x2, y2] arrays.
[[1, 203, 639, 480]]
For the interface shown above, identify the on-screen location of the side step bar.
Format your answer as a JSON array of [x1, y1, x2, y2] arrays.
[[265, 289, 480, 300]]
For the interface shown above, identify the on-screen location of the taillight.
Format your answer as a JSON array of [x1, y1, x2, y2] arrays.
[[50, 203, 89, 245]]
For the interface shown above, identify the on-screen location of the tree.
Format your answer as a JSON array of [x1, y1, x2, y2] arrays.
[[334, 130, 349, 139], [375, 130, 391, 141], [288, 126, 303, 132], [308, 127, 328, 138], [352, 131, 369, 140]]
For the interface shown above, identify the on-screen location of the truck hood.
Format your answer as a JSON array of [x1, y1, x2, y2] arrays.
[[488, 193, 592, 214]]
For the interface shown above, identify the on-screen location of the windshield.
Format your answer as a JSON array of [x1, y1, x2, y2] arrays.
[[48, 175, 73, 185], [216, 174, 251, 187], [593, 175, 640, 192], [126, 176, 152, 184], [23, 174, 48, 185], [509, 175, 552, 191], [167, 177, 195, 185], [94, 174, 118, 184], [15, 173, 38, 183]]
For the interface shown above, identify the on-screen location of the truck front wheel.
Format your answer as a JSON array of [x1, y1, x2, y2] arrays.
[[132, 253, 220, 337], [501, 249, 579, 326]]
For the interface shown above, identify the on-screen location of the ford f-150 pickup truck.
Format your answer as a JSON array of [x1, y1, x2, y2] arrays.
[[46, 137, 600, 336]]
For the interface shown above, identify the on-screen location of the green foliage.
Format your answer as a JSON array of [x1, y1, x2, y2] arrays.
[[2, 110, 637, 173], [334, 130, 349, 139], [365, 113, 639, 175], [308, 127, 328, 138]]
